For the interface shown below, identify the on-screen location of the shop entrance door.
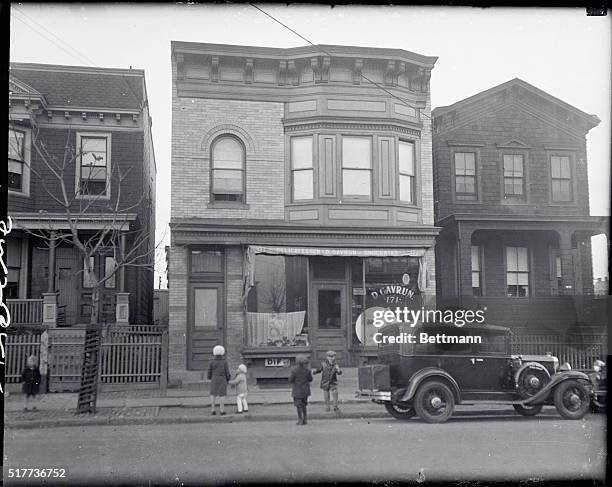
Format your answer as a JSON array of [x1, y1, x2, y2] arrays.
[[311, 284, 348, 366], [188, 284, 224, 370]]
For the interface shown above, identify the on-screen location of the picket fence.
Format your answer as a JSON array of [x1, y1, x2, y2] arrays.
[[5, 325, 168, 392]]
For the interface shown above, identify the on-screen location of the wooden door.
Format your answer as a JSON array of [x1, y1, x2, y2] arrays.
[[188, 284, 224, 370], [55, 247, 79, 325], [311, 284, 348, 366]]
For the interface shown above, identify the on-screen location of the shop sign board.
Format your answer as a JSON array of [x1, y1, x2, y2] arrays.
[[264, 358, 291, 367]]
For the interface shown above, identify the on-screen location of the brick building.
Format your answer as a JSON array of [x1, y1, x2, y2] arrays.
[[7, 63, 156, 326], [170, 42, 438, 383], [432, 78, 609, 335]]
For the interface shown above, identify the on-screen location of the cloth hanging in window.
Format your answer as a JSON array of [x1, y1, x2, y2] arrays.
[[246, 311, 306, 346]]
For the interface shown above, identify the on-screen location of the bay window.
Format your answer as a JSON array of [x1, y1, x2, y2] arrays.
[[291, 136, 313, 201], [398, 141, 415, 203], [341, 137, 372, 198]]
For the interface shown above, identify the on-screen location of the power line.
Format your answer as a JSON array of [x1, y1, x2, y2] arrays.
[[248, 3, 433, 122]]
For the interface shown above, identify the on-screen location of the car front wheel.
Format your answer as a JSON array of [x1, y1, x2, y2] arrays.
[[384, 401, 416, 420], [414, 380, 455, 423], [513, 403, 543, 416], [553, 380, 590, 420]]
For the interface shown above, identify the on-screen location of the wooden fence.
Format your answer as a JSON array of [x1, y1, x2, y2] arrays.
[[5, 325, 168, 392], [510, 334, 607, 369], [4, 329, 44, 383]]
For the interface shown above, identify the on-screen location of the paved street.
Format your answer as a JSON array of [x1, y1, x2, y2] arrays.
[[3, 412, 605, 484]]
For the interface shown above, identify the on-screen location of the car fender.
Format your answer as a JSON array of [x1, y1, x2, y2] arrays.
[[522, 370, 591, 405], [514, 361, 551, 385], [399, 367, 461, 404]]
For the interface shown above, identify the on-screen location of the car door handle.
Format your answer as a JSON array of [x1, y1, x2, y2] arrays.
[[470, 358, 484, 364]]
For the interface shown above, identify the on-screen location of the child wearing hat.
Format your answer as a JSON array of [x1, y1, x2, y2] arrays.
[[313, 350, 342, 412], [289, 354, 313, 425], [208, 345, 231, 416], [228, 364, 249, 414]]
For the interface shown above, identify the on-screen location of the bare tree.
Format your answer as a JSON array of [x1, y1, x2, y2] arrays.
[[8, 110, 160, 325]]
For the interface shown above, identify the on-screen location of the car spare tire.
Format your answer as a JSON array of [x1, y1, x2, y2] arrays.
[[384, 401, 416, 420], [553, 380, 590, 420], [414, 380, 455, 424]]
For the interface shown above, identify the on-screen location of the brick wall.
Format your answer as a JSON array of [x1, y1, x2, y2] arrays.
[[171, 96, 285, 221], [168, 245, 189, 381]]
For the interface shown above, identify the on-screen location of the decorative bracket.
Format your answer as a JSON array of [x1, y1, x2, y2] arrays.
[[321, 56, 330, 82], [287, 60, 299, 86], [81, 112, 87, 121], [278, 60, 287, 85], [311, 57, 320, 82], [245, 58, 254, 84], [115, 113, 121, 123], [352, 59, 363, 84], [64, 111, 70, 120], [385, 60, 396, 86], [47, 110, 53, 120], [211, 56, 219, 83], [98, 113, 104, 122], [176, 53, 185, 81]]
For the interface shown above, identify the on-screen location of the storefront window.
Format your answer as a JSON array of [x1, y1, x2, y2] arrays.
[[352, 256, 421, 347], [246, 255, 308, 347]]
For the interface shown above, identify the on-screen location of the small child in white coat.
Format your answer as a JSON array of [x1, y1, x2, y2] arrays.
[[228, 364, 249, 414]]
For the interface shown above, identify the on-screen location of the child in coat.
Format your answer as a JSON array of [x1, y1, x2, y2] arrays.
[[228, 364, 249, 414], [21, 355, 42, 411], [207, 345, 231, 416], [289, 354, 313, 425], [313, 350, 342, 412]]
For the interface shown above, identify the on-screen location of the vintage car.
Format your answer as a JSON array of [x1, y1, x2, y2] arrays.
[[357, 322, 593, 423]]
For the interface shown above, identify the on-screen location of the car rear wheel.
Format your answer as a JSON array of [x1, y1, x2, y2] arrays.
[[384, 401, 416, 420], [414, 380, 455, 424], [554, 380, 590, 420], [513, 403, 543, 416]]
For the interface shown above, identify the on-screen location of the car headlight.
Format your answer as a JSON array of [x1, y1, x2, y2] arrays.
[[594, 360, 605, 372], [559, 362, 572, 371]]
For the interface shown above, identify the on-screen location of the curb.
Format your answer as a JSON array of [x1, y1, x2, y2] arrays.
[[4, 408, 569, 430], [4, 411, 391, 429]]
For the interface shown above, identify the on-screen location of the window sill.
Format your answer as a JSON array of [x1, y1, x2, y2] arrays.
[[8, 189, 29, 197], [207, 202, 250, 210]]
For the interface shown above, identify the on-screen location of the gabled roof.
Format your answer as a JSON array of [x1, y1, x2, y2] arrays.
[[433, 78, 600, 130], [9, 62, 145, 111]]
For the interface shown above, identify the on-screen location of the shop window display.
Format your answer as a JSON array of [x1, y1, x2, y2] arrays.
[[246, 254, 309, 347]]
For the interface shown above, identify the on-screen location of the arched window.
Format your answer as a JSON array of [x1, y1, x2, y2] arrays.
[[211, 135, 245, 203]]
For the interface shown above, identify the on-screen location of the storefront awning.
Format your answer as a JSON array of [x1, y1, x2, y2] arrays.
[[247, 245, 427, 258]]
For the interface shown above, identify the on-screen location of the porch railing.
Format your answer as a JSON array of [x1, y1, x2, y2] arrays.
[[7, 299, 44, 325]]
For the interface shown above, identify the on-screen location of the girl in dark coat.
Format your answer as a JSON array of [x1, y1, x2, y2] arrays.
[[208, 345, 231, 415], [289, 354, 313, 425], [21, 355, 42, 411]]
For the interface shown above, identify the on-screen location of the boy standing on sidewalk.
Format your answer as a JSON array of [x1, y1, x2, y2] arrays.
[[313, 350, 342, 413], [289, 354, 313, 425]]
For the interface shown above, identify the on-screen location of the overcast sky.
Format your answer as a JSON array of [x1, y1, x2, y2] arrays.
[[9, 4, 611, 283]]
